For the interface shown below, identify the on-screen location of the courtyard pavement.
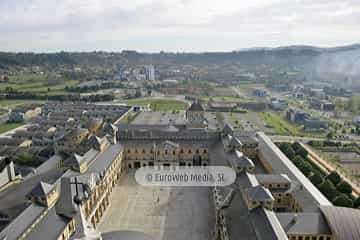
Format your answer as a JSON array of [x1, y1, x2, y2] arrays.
[[98, 170, 215, 240]]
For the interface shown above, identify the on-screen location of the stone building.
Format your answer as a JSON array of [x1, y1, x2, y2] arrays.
[[0, 157, 18, 190], [186, 101, 205, 128], [0, 129, 124, 240], [123, 140, 209, 168]]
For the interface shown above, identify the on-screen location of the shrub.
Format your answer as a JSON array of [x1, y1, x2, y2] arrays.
[[283, 146, 296, 160], [279, 142, 292, 152], [326, 171, 341, 186], [336, 181, 352, 195], [354, 197, 360, 208], [296, 147, 308, 159], [308, 141, 323, 148], [309, 171, 324, 186], [292, 142, 303, 152], [319, 180, 337, 201], [15, 152, 42, 167], [292, 155, 305, 166], [332, 194, 353, 208], [299, 161, 313, 177]]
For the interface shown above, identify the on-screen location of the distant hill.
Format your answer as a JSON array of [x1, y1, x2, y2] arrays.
[[0, 44, 359, 79]]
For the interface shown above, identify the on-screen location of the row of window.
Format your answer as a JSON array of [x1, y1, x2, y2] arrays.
[[289, 235, 332, 240], [126, 149, 208, 154]]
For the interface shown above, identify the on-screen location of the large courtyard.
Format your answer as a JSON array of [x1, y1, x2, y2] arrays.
[[98, 170, 215, 240]]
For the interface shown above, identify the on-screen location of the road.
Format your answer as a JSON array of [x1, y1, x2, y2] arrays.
[[231, 86, 251, 99], [269, 135, 325, 143], [269, 135, 357, 144]]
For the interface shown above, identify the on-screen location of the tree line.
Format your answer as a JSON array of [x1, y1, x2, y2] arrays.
[[279, 142, 360, 208], [1, 88, 114, 102], [65, 81, 126, 93]]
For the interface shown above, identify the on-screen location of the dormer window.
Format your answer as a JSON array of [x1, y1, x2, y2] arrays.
[[28, 181, 58, 207]]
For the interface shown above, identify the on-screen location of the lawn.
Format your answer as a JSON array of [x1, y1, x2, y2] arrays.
[[0, 73, 79, 96], [261, 112, 326, 138], [0, 123, 23, 134], [261, 112, 303, 136], [115, 98, 188, 111], [212, 87, 237, 97]]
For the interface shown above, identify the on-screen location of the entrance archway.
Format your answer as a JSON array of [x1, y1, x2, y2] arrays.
[[193, 155, 202, 166], [134, 162, 141, 169]]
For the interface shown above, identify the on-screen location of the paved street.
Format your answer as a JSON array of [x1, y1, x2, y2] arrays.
[[269, 135, 358, 144], [98, 171, 215, 240]]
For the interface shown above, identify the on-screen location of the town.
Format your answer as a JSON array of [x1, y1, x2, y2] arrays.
[[1, 1, 360, 238], [0, 77, 360, 239]]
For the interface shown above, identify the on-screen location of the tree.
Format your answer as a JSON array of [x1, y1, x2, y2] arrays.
[[309, 171, 324, 186], [332, 194, 353, 208], [319, 180, 337, 201], [326, 132, 334, 140], [292, 155, 305, 167], [283, 146, 296, 160], [336, 181, 352, 195], [291, 142, 302, 152], [335, 98, 344, 117], [295, 147, 308, 159], [353, 197, 360, 208], [298, 161, 313, 177], [348, 94, 360, 114], [327, 171, 341, 186], [279, 142, 292, 152]]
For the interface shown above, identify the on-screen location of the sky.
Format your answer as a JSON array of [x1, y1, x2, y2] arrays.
[[0, 0, 360, 52]]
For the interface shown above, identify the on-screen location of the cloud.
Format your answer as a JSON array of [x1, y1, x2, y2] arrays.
[[0, 0, 359, 52]]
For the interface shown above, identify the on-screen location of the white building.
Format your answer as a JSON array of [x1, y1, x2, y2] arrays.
[[145, 65, 155, 81]]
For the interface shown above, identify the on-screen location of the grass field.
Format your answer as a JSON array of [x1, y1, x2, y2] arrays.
[[212, 87, 237, 97], [116, 98, 188, 111], [0, 73, 78, 96], [0, 123, 23, 134], [261, 112, 325, 137], [261, 112, 303, 136], [0, 99, 45, 107]]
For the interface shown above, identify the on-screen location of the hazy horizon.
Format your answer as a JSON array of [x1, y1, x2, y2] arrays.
[[1, 0, 360, 52]]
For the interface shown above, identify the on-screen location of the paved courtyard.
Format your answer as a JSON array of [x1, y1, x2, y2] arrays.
[[98, 170, 215, 240], [132, 111, 186, 125]]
